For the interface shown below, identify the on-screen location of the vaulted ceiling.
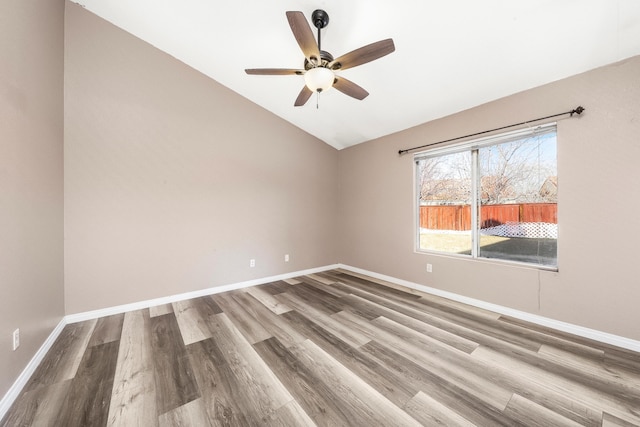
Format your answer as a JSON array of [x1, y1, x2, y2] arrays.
[[72, 0, 640, 149]]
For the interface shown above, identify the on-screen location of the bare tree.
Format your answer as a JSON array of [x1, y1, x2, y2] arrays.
[[419, 134, 557, 205], [479, 137, 556, 204], [419, 153, 471, 204]]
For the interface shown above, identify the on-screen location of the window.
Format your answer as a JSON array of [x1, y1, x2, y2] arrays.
[[416, 124, 557, 268]]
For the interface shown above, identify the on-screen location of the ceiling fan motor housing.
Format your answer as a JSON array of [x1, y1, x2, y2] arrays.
[[304, 50, 334, 70]]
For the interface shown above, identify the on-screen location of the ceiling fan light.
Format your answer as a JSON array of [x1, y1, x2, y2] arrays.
[[304, 67, 335, 92]]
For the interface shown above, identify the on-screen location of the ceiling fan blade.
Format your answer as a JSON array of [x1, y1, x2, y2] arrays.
[[333, 77, 369, 100], [286, 11, 320, 63], [294, 86, 313, 107], [245, 68, 303, 75], [329, 38, 395, 71]]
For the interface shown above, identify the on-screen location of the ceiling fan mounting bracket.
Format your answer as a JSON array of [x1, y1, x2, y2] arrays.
[[311, 9, 329, 30]]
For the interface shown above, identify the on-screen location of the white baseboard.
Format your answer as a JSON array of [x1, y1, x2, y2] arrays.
[[0, 318, 66, 422], [65, 264, 340, 324], [338, 264, 640, 353]]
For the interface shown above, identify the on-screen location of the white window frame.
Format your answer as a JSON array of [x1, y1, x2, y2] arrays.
[[414, 123, 558, 270]]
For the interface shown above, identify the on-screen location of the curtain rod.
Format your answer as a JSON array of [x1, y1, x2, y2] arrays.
[[398, 106, 585, 156]]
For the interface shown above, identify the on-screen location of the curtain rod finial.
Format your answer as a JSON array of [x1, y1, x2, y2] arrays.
[[572, 106, 585, 116]]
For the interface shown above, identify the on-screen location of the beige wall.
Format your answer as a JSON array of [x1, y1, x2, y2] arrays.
[[0, 0, 65, 398], [338, 55, 640, 341], [63, 3, 339, 314]]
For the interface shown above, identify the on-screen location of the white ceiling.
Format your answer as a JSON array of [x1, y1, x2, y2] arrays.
[[72, 0, 640, 150]]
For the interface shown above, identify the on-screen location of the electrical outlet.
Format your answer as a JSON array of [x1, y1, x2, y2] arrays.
[[12, 329, 19, 351], [284, 254, 289, 262], [426, 263, 433, 273], [249, 259, 256, 268]]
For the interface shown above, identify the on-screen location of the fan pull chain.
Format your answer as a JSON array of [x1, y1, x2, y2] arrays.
[[316, 92, 320, 109]]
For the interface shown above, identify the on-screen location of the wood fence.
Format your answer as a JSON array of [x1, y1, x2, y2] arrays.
[[420, 203, 557, 230]]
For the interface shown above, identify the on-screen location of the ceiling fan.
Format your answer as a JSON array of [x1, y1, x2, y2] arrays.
[[245, 9, 395, 107]]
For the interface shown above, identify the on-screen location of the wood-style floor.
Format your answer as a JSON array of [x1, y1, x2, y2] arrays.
[[2, 269, 640, 426]]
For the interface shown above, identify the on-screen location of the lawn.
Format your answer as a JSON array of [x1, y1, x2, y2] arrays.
[[420, 233, 557, 266]]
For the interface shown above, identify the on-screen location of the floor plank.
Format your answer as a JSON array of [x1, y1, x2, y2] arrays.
[[268, 400, 317, 426], [291, 339, 422, 427], [54, 341, 120, 426], [276, 293, 371, 348], [359, 340, 516, 426], [246, 286, 292, 315], [203, 313, 295, 420], [253, 336, 354, 426], [281, 311, 417, 408], [149, 303, 173, 318], [369, 315, 514, 411], [305, 273, 335, 285], [0, 380, 72, 427], [210, 293, 273, 344], [338, 290, 480, 353], [535, 344, 640, 404], [259, 280, 294, 294], [471, 345, 616, 426], [173, 298, 213, 345], [191, 295, 223, 318], [88, 313, 124, 348], [107, 309, 157, 427], [230, 292, 306, 347], [403, 390, 476, 427], [502, 393, 585, 427], [284, 282, 346, 316], [150, 313, 200, 416], [22, 320, 97, 392], [187, 337, 254, 426], [603, 412, 640, 427], [158, 397, 210, 427]]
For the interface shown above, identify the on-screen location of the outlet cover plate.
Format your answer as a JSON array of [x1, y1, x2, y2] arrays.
[[12, 329, 19, 351]]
